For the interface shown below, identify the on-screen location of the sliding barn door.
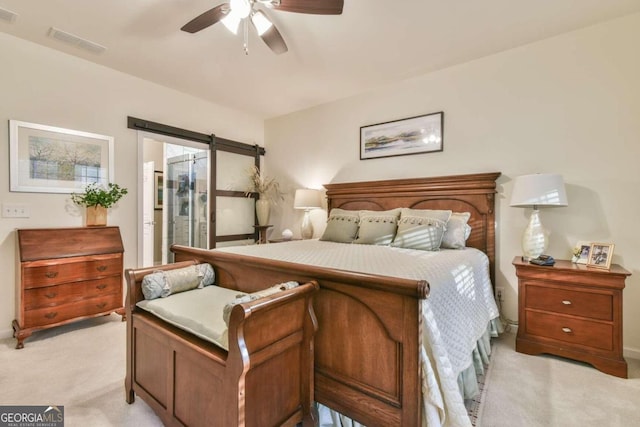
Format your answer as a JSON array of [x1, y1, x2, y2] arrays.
[[210, 137, 265, 248]]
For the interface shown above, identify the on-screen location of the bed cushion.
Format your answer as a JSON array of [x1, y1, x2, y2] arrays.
[[137, 285, 243, 351], [141, 263, 215, 300], [441, 212, 472, 249], [353, 208, 401, 245], [320, 208, 360, 243], [222, 281, 299, 326], [391, 208, 452, 251]]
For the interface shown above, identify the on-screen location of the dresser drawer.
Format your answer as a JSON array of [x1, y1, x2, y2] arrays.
[[23, 294, 122, 328], [22, 255, 122, 288], [526, 284, 612, 320], [525, 311, 613, 351], [23, 276, 122, 310]]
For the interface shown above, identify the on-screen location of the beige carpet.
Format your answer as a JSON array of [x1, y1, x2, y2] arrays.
[[480, 333, 640, 427], [2, 315, 639, 427], [0, 315, 162, 427]]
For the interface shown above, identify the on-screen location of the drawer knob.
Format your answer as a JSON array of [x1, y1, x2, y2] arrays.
[[561, 327, 572, 333], [96, 284, 107, 290], [44, 292, 57, 299], [45, 272, 59, 278], [96, 302, 107, 309], [44, 312, 58, 319], [562, 300, 572, 305], [96, 265, 108, 272]]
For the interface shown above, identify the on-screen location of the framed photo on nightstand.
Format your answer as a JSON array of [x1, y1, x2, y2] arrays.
[[587, 243, 615, 269], [573, 241, 591, 264]]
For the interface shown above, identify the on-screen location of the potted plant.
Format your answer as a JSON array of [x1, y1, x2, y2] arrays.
[[71, 182, 128, 226], [245, 166, 283, 226]]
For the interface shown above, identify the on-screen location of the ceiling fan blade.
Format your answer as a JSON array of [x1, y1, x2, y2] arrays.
[[258, 24, 288, 54], [181, 4, 229, 33], [272, 0, 343, 15]]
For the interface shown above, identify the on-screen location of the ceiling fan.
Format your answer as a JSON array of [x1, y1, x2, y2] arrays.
[[181, 0, 344, 55]]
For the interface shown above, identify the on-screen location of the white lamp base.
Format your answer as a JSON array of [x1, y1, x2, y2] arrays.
[[521, 209, 548, 261], [301, 209, 313, 239]]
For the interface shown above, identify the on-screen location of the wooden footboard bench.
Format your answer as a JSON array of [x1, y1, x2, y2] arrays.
[[124, 261, 319, 427]]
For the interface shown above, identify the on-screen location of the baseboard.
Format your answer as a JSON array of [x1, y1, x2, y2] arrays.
[[624, 346, 640, 361], [0, 327, 14, 340]]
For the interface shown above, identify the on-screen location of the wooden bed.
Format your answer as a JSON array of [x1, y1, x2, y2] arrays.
[[169, 172, 501, 426], [124, 261, 319, 427]]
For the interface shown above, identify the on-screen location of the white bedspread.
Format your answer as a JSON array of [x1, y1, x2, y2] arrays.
[[217, 240, 499, 427]]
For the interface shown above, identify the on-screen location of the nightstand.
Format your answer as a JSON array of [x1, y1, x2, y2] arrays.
[[253, 225, 272, 244], [513, 256, 631, 378]]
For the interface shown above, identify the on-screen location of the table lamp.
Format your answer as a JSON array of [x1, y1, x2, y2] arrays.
[[510, 173, 568, 261], [294, 189, 322, 239]]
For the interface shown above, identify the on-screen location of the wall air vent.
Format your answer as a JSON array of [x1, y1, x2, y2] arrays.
[[0, 7, 18, 23], [47, 27, 107, 54]]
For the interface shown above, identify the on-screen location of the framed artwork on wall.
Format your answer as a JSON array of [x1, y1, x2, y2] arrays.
[[587, 243, 615, 269], [360, 111, 444, 160], [9, 120, 114, 193], [154, 171, 163, 210]]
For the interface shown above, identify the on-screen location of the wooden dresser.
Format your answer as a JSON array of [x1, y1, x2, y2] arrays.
[[513, 256, 631, 378], [13, 227, 125, 349]]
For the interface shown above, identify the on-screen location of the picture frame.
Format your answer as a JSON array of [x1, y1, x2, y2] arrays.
[[9, 120, 114, 193], [154, 171, 163, 210], [574, 241, 591, 264], [587, 243, 615, 269], [360, 111, 444, 160]]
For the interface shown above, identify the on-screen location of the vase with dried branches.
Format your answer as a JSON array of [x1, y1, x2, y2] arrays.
[[245, 166, 283, 226]]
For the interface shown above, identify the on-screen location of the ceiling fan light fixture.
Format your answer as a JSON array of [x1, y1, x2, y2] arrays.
[[221, 11, 242, 34], [230, 0, 252, 19], [251, 11, 273, 36]]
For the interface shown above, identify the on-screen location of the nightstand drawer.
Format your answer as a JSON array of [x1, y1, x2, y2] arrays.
[[525, 311, 613, 351], [526, 285, 612, 321]]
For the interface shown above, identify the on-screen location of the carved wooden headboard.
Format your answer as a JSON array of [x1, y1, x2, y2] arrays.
[[324, 172, 501, 284]]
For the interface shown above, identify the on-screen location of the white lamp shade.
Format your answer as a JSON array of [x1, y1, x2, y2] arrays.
[[294, 189, 322, 210], [510, 173, 568, 207]]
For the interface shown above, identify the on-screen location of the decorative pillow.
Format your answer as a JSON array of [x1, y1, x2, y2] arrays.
[[320, 208, 360, 243], [391, 208, 452, 251], [141, 263, 215, 300], [222, 281, 299, 326], [353, 208, 401, 245], [441, 212, 472, 249]]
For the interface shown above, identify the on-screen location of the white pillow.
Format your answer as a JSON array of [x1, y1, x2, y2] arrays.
[[320, 208, 360, 243], [391, 208, 452, 251], [353, 208, 401, 245], [441, 212, 472, 249]]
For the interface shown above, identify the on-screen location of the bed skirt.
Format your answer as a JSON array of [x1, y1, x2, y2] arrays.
[[317, 318, 502, 427]]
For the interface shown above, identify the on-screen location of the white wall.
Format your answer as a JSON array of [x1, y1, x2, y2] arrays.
[[0, 33, 264, 338], [265, 13, 640, 355]]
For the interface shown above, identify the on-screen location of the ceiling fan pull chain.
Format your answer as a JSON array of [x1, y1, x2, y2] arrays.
[[243, 18, 249, 55]]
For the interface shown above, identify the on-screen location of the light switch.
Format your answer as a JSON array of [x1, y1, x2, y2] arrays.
[[2, 203, 30, 218]]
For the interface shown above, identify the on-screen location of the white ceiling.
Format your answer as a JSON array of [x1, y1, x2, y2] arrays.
[[1, 0, 639, 119]]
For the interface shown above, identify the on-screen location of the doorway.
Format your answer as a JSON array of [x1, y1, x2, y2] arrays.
[[132, 116, 266, 268], [139, 133, 210, 266]]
